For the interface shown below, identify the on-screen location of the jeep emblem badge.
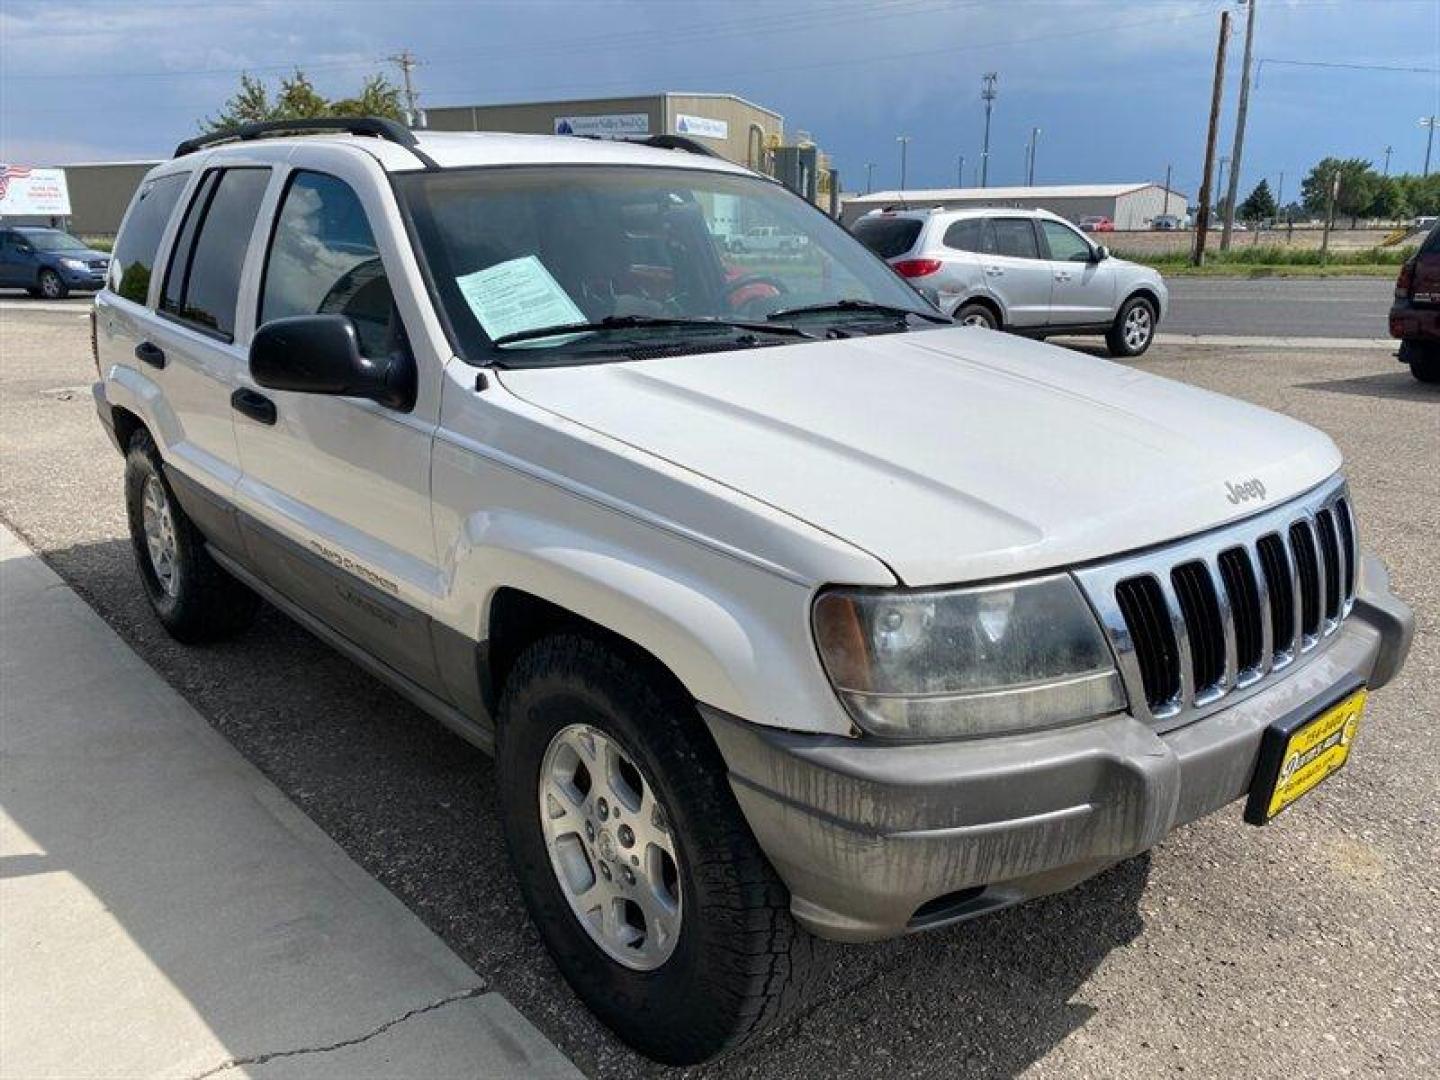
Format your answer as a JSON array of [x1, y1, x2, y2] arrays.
[[1225, 477, 1267, 505]]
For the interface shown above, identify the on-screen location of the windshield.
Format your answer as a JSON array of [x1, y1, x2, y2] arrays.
[[22, 229, 89, 252], [396, 165, 938, 366]]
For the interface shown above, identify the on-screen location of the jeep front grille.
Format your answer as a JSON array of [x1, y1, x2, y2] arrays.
[[1074, 477, 1356, 729]]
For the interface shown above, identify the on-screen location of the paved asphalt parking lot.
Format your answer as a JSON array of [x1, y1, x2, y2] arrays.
[[1, 301, 1436, 1078]]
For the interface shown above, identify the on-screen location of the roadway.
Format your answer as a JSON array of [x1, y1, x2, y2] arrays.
[[1161, 276, 1392, 339]]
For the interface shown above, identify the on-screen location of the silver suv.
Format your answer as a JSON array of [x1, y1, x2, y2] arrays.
[[852, 206, 1168, 356]]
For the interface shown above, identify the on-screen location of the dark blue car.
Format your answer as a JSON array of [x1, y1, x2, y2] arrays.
[[0, 226, 111, 299]]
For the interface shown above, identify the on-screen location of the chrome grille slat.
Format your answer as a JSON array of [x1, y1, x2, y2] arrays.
[[1074, 477, 1356, 733]]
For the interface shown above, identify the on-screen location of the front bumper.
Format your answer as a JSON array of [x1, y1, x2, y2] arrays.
[[704, 552, 1412, 943]]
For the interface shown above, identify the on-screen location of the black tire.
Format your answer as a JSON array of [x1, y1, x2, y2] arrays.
[[37, 268, 67, 300], [955, 301, 999, 329], [124, 428, 258, 643], [1106, 294, 1157, 357], [496, 634, 828, 1065], [1412, 358, 1440, 384]]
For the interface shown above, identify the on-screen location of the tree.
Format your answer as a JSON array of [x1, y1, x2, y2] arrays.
[[1366, 176, 1407, 223], [202, 70, 405, 133], [1300, 157, 1377, 228], [1238, 179, 1277, 223]]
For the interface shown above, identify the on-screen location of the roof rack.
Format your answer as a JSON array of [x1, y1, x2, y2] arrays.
[[640, 134, 722, 159], [173, 117, 438, 169]]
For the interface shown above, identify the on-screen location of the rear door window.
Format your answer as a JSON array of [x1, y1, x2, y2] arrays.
[[109, 172, 189, 304], [161, 167, 270, 339], [991, 218, 1040, 260], [851, 216, 923, 259], [1421, 225, 1440, 255], [259, 170, 399, 359]]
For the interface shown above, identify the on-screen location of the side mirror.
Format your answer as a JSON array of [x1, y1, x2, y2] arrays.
[[249, 315, 415, 411], [1092, 245, 1109, 262]]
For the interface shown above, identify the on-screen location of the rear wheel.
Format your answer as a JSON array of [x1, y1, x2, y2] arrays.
[[955, 301, 998, 329], [124, 428, 258, 642], [1106, 295, 1156, 357], [37, 268, 67, 300], [497, 634, 827, 1065], [1411, 358, 1440, 384]]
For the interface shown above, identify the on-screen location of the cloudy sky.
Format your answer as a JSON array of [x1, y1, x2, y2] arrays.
[[2, 0, 1436, 200]]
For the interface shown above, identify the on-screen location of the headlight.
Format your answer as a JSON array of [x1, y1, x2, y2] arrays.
[[61, 258, 88, 272], [812, 574, 1125, 739]]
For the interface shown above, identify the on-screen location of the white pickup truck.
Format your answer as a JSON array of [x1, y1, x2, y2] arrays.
[[92, 119, 1413, 1066]]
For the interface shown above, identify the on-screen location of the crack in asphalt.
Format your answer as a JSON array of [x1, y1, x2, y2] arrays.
[[186, 985, 490, 1079]]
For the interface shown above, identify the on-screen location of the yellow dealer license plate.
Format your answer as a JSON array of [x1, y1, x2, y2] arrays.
[[1244, 686, 1366, 825]]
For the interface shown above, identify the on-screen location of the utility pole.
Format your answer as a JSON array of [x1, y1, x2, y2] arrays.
[[865, 162, 876, 194], [1027, 127, 1040, 185], [1221, 0, 1257, 251], [388, 49, 422, 127], [1319, 168, 1340, 264], [980, 72, 998, 188], [956, 154, 965, 187], [1163, 163, 1172, 217], [1194, 9, 1230, 267], [897, 135, 911, 191], [1421, 117, 1437, 177], [1217, 156, 1230, 214], [1383, 145, 1393, 177]]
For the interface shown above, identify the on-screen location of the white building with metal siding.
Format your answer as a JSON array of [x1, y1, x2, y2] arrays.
[[841, 182, 1189, 230]]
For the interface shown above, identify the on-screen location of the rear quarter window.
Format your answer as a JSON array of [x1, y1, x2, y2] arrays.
[[942, 218, 989, 253], [109, 173, 189, 304], [851, 216, 923, 259]]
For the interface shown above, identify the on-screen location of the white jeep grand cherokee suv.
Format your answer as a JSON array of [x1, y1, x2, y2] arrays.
[[92, 119, 1412, 1065], [851, 206, 1168, 356]]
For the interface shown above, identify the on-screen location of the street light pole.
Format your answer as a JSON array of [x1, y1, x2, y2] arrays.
[[957, 155, 965, 187], [1027, 127, 1040, 185], [897, 135, 911, 191], [980, 72, 998, 188], [1421, 117, 1437, 177], [865, 162, 876, 194], [1383, 145, 1393, 177]]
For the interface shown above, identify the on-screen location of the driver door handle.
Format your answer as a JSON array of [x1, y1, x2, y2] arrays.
[[231, 388, 277, 426]]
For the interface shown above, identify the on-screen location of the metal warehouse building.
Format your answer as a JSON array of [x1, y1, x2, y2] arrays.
[[41, 92, 843, 235], [841, 182, 1189, 230], [425, 92, 783, 173]]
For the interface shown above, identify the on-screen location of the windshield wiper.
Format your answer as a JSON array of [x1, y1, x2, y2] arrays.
[[491, 314, 818, 347], [765, 299, 952, 325]]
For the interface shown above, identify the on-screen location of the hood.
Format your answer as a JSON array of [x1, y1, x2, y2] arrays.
[[44, 248, 109, 263], [497, 328, 1341, 586]]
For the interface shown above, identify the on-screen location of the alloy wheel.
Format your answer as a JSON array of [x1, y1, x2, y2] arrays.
[[539, 723, 683, 971], [141, 475, 179, 596], [39, 271, 63, 299], [1123, 305, 1152, 351]]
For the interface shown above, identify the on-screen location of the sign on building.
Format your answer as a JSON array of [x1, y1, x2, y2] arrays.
[[675, 114, 728, 141], [554, 114, 650, 139], [0, 165, 71, 216]]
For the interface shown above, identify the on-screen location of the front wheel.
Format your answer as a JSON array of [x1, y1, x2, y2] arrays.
[[1411, 357, 1440, 384], [496, 635, 827, 1065], [37, 268, 67, 300], [1107, 295, 1157, 357]]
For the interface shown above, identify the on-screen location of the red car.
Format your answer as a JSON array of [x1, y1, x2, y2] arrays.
[[1389, 225, 1440, 384], [1079, 215, 1114, 233]]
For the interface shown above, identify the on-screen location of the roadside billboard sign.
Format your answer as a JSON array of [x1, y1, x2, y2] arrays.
[[0, 165, 71, 216]]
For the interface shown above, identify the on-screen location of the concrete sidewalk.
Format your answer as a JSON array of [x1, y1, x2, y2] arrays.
[[0, 525, 580, 1079]]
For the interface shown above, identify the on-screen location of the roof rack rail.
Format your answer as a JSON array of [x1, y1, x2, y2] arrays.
[[173, 117, 438, 169], [641, 134, 722, 159]]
